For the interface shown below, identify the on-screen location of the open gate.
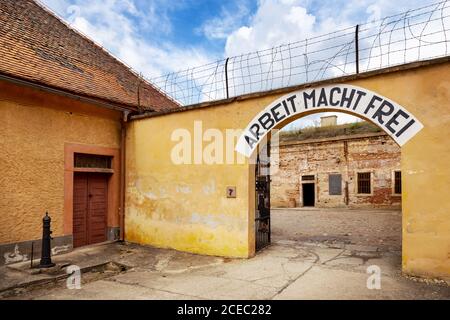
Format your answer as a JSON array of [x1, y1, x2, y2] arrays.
[[255, 141, 271, 251]]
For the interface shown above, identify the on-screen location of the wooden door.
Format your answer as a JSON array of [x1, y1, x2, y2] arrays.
[[73, 173, 88, 248], [73, 173, 108, 248]]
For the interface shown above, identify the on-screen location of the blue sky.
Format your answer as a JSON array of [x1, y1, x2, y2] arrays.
[[40, 0, 443, 128]]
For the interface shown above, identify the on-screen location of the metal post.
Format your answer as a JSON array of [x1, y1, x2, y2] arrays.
[[355, 24, 360, 74], [39, 212, 55, 268], [225, 57, 230, 99], [30, 242, 34, 269]]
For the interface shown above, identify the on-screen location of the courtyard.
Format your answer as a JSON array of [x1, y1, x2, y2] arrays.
[[1, 209, 448, 300]]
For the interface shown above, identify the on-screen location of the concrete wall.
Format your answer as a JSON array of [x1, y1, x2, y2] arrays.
[[271, 133, 402, 208], [125, 107, 257, 258], [126, 60, 450, 278], [0, 80, 122, 262]]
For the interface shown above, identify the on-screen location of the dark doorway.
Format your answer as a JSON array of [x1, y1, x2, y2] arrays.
[[302, 183, 315, 207], [73, 172, 108, 248]]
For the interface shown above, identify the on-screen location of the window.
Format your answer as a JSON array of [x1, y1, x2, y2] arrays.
[[302, 175, 315, 181], [357, 172, 371, 194], [74, 153, 112, 169], [394, 171, 402, 194], [329, 174, 342, 195]]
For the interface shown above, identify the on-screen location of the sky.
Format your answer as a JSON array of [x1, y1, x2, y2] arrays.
[[39, 0, 444, 129]]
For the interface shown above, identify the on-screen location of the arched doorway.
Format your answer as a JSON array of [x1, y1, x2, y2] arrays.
[[236, 84, 423, 254], [254, 113, 403, 254]]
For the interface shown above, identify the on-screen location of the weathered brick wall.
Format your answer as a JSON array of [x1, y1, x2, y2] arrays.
[[271, 133, 401, 208]]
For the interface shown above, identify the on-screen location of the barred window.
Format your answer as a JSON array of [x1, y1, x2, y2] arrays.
[[302, 175, 315, 181], [74, 153, 112, 169], [394, 171, 402, 194], [357, 172, 371, 194]]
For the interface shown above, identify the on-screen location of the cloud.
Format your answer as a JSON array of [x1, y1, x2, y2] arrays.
[[40, 0, 213, 78], [39, 0, 448, 112], [224, 0, 442, 57], [225, 0, 316, 57], [220, 0, 447, 127], [198, 2, 251, 40]]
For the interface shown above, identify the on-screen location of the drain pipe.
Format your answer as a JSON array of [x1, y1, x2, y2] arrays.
[[119, 110, 130, 241]]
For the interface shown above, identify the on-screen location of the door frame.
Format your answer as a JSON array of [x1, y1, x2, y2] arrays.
[[301, 182, 315, 207], [64, 143, 120, 242]]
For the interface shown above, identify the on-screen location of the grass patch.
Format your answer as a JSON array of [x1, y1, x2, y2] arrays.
[[280, 121, 382, 141]]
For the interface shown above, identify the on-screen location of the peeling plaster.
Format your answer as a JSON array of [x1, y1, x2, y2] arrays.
[[51, 244, 71, 255], [407, 170, 426, 175], [4, 244, 28, 264], [176, 185, 192, 194], [144, 191, 158, 200], [202, 179, 216, 195]]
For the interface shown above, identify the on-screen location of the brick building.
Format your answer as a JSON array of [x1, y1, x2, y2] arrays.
[[271, 116, 402, 209]]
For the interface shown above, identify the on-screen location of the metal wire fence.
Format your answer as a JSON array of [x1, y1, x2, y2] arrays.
[[148, 0, 450, 106]]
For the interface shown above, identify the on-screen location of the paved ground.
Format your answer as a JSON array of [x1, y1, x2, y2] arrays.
[[1, 209, 449, 300], [272, 208, 402, 251]]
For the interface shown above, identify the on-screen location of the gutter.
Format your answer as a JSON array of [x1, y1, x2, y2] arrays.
[[119, 111, 130, 241], [0, 72, 143, 114]]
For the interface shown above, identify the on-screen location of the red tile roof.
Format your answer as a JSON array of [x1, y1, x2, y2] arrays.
[[0, 0, 179, 112]]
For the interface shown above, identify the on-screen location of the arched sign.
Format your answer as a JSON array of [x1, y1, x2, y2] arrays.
[[236, 84, 424, 157]]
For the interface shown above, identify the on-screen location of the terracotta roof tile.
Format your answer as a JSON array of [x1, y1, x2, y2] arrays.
[[0, 0, 179, 112]]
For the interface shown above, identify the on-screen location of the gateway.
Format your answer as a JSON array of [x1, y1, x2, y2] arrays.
[[236, 84, 424, 157]]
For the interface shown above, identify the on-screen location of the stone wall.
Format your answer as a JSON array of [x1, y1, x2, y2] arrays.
[[271, 132, 402, 208]]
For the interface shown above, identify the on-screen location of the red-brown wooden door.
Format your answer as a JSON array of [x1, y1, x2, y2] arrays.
[[73, 173, 108, 248]]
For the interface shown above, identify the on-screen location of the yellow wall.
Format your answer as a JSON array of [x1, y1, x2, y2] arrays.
[[0, 81, 121, 244], [125, 105, 263, 257], [126, 61, 450, 278]]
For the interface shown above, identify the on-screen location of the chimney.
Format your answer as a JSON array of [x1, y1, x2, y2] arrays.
[[320, 115, 337, 127]]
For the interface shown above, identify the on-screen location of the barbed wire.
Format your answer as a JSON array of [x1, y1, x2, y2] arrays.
[[148, 0, 450, 106]]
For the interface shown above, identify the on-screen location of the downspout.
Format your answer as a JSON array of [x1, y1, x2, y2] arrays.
[[119, 110, 130, 241], [119, 73, 143, 241], [344, 140, 349, 206]]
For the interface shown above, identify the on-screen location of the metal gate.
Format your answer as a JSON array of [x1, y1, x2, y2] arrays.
[[255, 142, 271, 251]]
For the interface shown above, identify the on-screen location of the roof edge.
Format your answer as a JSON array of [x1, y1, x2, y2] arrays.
[[0, 72, 146, 114], [33, 0, 180, 109]]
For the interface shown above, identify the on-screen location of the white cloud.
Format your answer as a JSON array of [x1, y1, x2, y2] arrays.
[[225, 0, 316, 57], [199, 2, 251, 40], [221, 0, 447, 126], [40, 0, 213, 78], [225, 0, 442, 57], [39, 0, 449, 109]]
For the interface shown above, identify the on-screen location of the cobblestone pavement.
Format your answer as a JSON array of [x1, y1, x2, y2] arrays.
[[1, 209, 448, 300], [271, 208, 402, 251]]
